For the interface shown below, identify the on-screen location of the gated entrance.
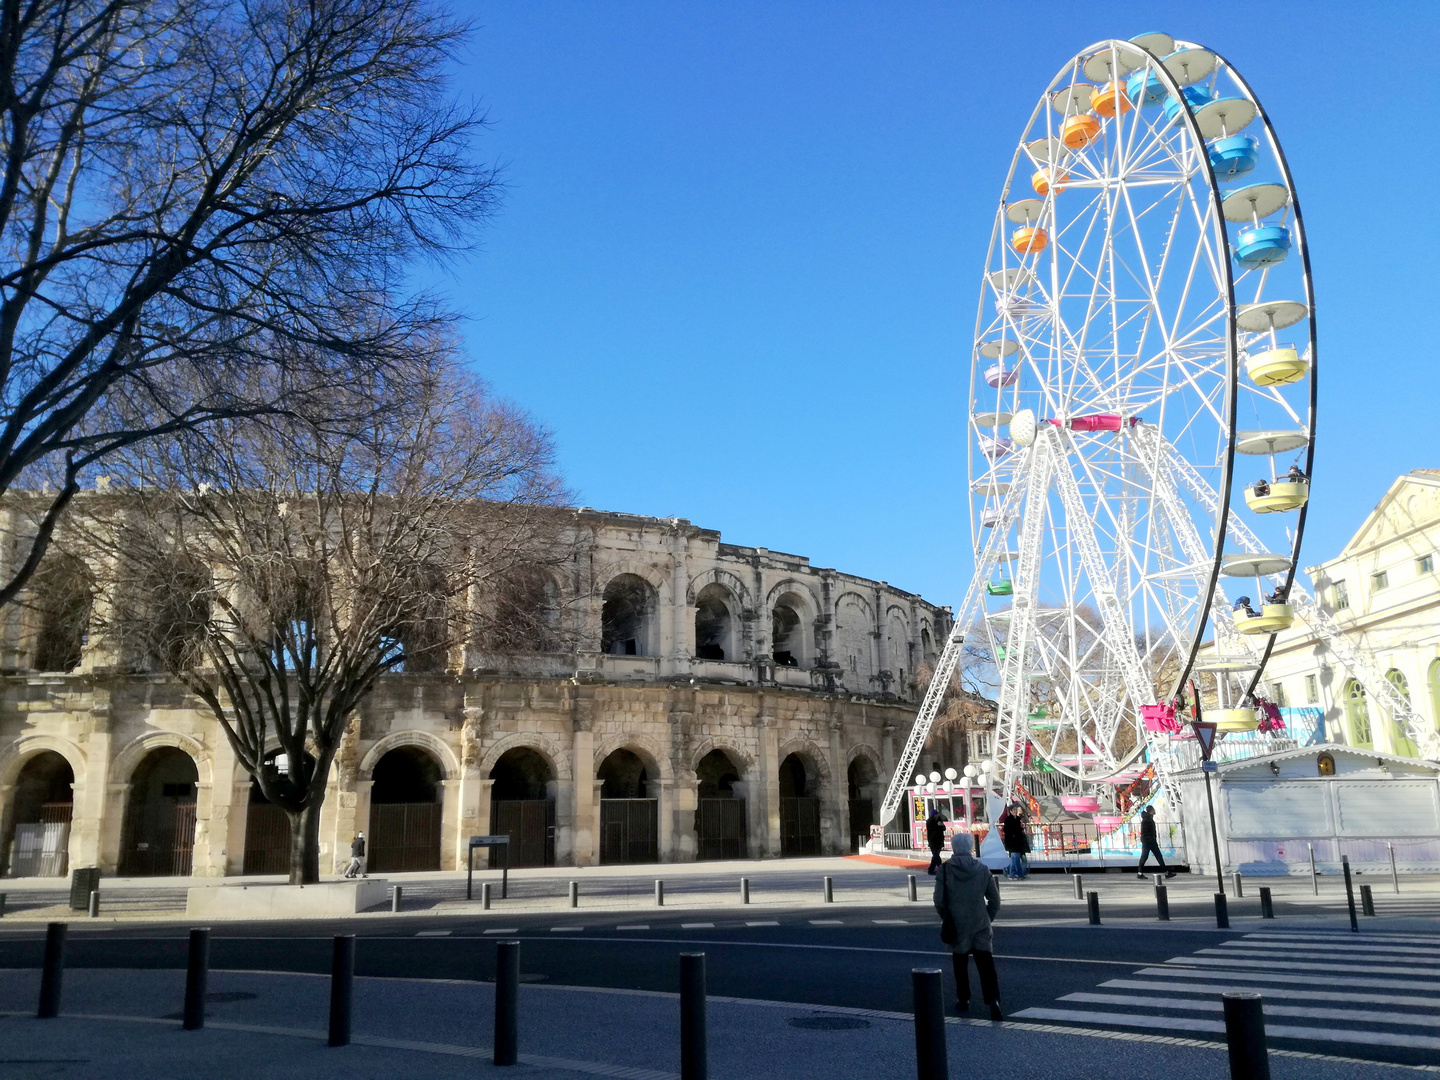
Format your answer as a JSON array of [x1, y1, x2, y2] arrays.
[[779, 752, 821, 857], [599, 798, 658, 863], [697, 798, 747, 859], [119, 747, 198, 876], [489, 747, 556, 868], [368, 747, 443, 873]]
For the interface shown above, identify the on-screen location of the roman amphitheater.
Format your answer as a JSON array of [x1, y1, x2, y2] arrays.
[[0, 507, 956, 878]]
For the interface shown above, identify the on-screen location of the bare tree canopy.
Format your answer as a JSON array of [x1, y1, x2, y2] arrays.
[[75, 355, 569, 882], [0, 0, 495, 607]]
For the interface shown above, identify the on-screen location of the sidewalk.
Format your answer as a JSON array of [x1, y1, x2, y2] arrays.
[[0, 967, 1425, 1080]]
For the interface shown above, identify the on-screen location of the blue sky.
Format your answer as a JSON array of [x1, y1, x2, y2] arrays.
[[431, 2, 1439, 611]]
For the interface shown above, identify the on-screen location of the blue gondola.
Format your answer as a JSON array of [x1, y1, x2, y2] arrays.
[[1234, 224, 1291, 268], [1126, 69, 1166, 107], [1163, 85, 1213, 126], [1209, 134, 1259, 179]]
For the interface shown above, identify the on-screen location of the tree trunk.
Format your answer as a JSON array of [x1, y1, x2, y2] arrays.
[[287, 801, 324, 885]]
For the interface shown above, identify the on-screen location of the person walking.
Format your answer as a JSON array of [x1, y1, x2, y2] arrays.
[[1001, 805, 1031, 880], [925, 809, 946, 875], [344, 832, 367, 879], [1136, 806, 1174, 878], [934, 834, 1003, 1021]]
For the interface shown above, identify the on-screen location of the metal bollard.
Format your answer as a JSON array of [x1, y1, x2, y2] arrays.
[[37, 922, 66, 1018], [1073, 874, 1084, 900], [1341, 854, 1358, 932], [908, 874, 918, 902], [1086, 891, 1100, 925], [680, 953, 707, 1080], [1232, 871, 1244, 898], [569, 881, 579, 908], [482, 881, 492, 910], [1152, 874, 1163, 888], [391, 885, 402, 913], [911, 968, 948, 1080], [1215, 891, 1230, 929], [656, 880, 665, 907], [183, 928, 210, 1031], [88, 890, 99, 918], [1360, 883, 1375, 917], [494, 940, 519, 1066], [1390, 842, 1400, 894], [740, 878, 750, 905], [0, 892, 6, 918], [1223, 992, 1271, 1080], [328, 935, 355, 1047], [823, 876, 834, 903], [1155, 884, 1169, 921], [1308, 842, 1318, 895], [1259, 886, 1274, 920]]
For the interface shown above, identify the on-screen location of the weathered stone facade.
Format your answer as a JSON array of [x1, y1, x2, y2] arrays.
[[0, 508, 950, 875]]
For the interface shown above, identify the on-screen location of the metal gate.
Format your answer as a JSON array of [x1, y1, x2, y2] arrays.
[[491, 799, 555, 868], [599, 799, 658, 864], [243, 802, 291, 875], [697, 798, 747, 860], [368, 802, 443, 872], [848, 797, 874, 853], [780, 797, 820, 857], [120, 800, 196, 876]]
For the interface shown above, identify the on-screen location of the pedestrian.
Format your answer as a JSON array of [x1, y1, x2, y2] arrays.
[[345, 832, 367, 879], [1136, 807, 1174, 879], [934, 834, 1003, 1021], [1001, 805, 1030, 879], [925, 808, 946, 876]]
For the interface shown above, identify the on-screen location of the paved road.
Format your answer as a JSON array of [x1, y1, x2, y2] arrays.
[[2, 894, 1437, 1069]]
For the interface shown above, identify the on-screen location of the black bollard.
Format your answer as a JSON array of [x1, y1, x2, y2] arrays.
[[0, 892, 6, 918], [908, 874, 918, 902], [1341, 855, 1358, 932], [391, 886, 402, 913], [482, 881, 492, 910], [1086, 890, 1101, 925], [569, 881, 579, 908], [823, 876, 834, 903], [1215, 891, 1230, 929], [1072, 873, 1084, 900], [494, 940, 519, 1066], [37, 922, 66, 1018], [1155, 884, 1170, 921], [1360, 883, 1375, 917], [328, 935, 354, 1047], [656, 880, 665, 907], [183, 928, 210, 1030], [911, 968, 948, 1080], [740, 878, 750, 905], [1259, 886, 1274, 920], [680, 953, 707, 1080], [1223, 992, 1271, 1080]]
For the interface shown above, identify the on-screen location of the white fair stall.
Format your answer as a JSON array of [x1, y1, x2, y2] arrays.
[[1176, 744, 1440, 876]]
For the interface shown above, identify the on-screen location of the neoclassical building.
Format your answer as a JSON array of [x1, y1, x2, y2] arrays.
[[0, 505, 951, 877]]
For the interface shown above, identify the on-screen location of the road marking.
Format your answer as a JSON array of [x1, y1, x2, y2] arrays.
[[1061, 992, 1440, 1028], [1136, 966, 1438, 993], [482, 929, 519, 935], [1245, 931, 1440, 945], [1100, 977, 1440, 1009], [1011, 1007, 1440, 1051], [415, 930, 452, 937], [872, 919, 909, 925], [550, 927, 583, 933], [1218, 939, 1440, 958], [809, 920, 843, 926], [680, 923, 714, 929], [615, 925, 649, 931], [1180, 954, 1440, 977], [744, 921, 779, 927]]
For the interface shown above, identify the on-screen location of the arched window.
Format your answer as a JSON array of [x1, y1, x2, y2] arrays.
[[1385, 669, 1420, 757], [694, 584, 735, 661], [31, 555, 92, 672], [601, 574, 656, 656], [772, 597, 807, 667], [1343, 679, 1372, 749]]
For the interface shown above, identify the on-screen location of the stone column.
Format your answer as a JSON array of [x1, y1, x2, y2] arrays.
[[755, 699, 781, 858], [571, 727, 595, 866], [195, 735, 240, 878], [226, 776, 251, 875], [72, 728, 113, 873], [438, 778, 461, 871], [827, 718, 846, 855]]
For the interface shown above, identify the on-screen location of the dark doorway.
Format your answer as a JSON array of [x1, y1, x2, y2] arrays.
[[598, 749, 658, 864], [242, 749, 316, 875], [694, 585, 733, 662], [695, 749, 747, 860], [5, 751, 73, 876], [120, 748, 198, 876], [601, 575, 655, 656], [490, 747, 556, 868], [368, 747, 443, 873], [772, 601, 804, 667], [847, 756, 879, 853], [779, 752, 821, 857]]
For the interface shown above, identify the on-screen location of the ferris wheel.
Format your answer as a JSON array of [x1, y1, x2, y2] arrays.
[[881, 32, 1317, 823]]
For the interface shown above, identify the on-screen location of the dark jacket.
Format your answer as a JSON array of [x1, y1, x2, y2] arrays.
[[933, 851, 1002, 952], [351, 837, 366, 858], [1140, 813, 1158, 844], [1000, 814, 1030, 854], [925, 814, 946, 852]]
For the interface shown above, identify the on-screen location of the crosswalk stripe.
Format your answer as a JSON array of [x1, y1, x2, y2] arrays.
[[809, 920, 843, 926], [1011, 1008, 1440, 1051], [482, 928, 519, 934], [1100, 977, 1440, 1010], [1218, 939, 1440, 958], [745, 921, 779, 927], [1245, 931, 1440, 945], [1061, 992, 1440, 1028], [873, 919, 909, 925], [680, 923, 714, 929], [1200, 947, 1440, 969], [414, 930, 451, 937], [1182, 954, 1440, 977], [615, 925, 649, 930], [1136, 966, 1439, 993], [550, 927, 583, 933]]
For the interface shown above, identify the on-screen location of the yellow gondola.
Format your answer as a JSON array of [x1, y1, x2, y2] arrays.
[[1234, 603, 1294, 635]]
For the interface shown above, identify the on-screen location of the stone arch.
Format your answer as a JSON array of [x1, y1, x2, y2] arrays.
[[689, 737, 756, 774], [768, 581, 820, 668], [845, 745, 883, 848], [109, 731, 211, 789], [765, 578, 820, 612], [597, 561, 669, 598], [477, 731, 570, 783], [846, 743, 883, 776], [694, 581, 741, 662], [686, 568, 752, 609], [116, 740, 202, 876], [600, 572, 661, 656], [833, 592, 876, 692], [0, 735, 87, 791], [359, 730, 459, 782], [776, 739, 830, 857], [593, 732, 671, 783], [777, 738, 833, 790]]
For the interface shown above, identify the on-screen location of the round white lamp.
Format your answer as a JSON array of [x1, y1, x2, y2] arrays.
[[963, 763, 979, 779], [943, 767, 958, 781], [929, 771, 942, 784], [914, 774, 926, 786]]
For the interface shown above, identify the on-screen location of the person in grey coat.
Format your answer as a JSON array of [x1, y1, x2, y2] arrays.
[[933, 834, 1003, 1020]]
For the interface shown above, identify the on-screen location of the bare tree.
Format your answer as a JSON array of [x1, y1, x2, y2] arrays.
[[0, 0, 494, 607], [77, 355, 567, 883]]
